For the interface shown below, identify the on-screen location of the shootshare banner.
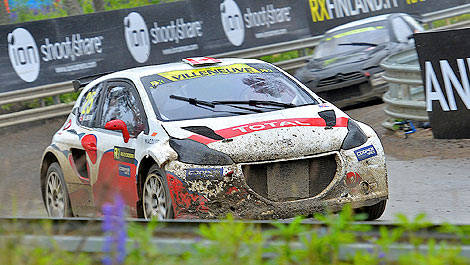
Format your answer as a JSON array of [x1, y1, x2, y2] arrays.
[[415, 28, 470, 139], [0, 0, 467, 93]]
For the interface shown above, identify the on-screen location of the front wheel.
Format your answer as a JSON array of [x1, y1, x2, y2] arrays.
[[44, 162, 73, 217], [142, 165, 173, 220], [357, 200, 387, 221]]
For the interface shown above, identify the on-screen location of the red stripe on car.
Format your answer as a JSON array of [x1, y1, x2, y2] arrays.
[[188, 117, 349, 144]]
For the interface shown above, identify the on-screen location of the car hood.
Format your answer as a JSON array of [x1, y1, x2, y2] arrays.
[[162, 105, 350, 163]]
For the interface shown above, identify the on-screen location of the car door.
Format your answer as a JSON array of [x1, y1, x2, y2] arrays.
[[92, 80, 148, 217], [66, 82, 105, 217]]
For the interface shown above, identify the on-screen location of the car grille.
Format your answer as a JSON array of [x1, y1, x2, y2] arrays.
[[317, 83, 363, 102], [317, 72, 364, 87], [241, 155, 337, 202]]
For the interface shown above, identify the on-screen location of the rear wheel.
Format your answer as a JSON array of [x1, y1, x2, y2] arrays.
[[45, 162, 72, 217], [357, 200, 387, 221], [142, 165, 173, 220]]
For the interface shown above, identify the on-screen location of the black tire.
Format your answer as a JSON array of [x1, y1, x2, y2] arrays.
[[141, 165, 174, 220], [357, 200, 387, 221], [44, 162, 73, 217]]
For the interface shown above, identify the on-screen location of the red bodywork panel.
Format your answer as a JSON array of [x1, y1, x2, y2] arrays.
[[166, 172, 208, 219], [93, 149, 138, 217]]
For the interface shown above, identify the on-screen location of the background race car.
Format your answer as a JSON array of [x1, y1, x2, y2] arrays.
[[295, 13, 423, 108]]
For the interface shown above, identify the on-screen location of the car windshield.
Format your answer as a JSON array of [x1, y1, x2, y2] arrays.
[[313, 21, 389, 59], [141, 63, 318, 121]]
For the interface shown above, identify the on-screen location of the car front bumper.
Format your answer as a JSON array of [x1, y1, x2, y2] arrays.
[[163, 136, 388, 219]]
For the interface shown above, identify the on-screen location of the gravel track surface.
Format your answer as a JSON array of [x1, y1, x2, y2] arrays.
[[1, 103, 469, 222]]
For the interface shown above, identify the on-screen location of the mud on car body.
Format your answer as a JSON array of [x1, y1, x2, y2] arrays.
[[40, 57, 388, 220]]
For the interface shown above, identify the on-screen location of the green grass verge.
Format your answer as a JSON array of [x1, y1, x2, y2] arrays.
[[1, 206, 469, 265]]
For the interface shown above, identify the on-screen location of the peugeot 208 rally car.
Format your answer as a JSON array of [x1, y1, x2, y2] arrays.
[[40, 57, 388, 220]]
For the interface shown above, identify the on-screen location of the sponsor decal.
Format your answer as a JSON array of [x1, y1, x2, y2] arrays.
[[7, 28, 40, 82], [309, 0, 399, 23], [345, 172, 362, 187], [144, 63, 276, 88], [113, 146, 135, 164], [220, 0, 292, 46], [186, 168, 224, 181], [144, 138, 158, 144], [158, 63, 260, 81], [151, 132, 158, 136], [188, 117, 349, 144], [354, 145, 377, 161], [118, 164, 131, 177]]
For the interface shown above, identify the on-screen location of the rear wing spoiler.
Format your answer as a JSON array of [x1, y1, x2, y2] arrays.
[[72, 72, 113, 92]]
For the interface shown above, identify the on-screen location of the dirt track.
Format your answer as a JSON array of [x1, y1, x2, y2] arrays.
[[1, 103, 469, 222]]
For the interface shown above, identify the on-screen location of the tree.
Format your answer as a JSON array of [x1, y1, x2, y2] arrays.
[[0, 0, 9, 25], [63, 0, 82, 16], [92, 0, 105, 12]]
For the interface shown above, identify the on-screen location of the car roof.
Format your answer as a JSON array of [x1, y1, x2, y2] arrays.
[[326, 13, 404, 33], [97, 58, 267, 82]]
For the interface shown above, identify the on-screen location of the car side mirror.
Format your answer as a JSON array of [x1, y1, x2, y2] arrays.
[[105, 119, 130, 143]]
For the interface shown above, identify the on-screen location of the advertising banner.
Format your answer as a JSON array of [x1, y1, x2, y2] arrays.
[[0, 0, 468, 93], [189, 0, 311, 54], [415, 28, 470, 139], [304, 0, 468, 35]]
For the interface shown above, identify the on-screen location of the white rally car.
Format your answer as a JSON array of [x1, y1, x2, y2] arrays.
[[40, 57, 388, 220]]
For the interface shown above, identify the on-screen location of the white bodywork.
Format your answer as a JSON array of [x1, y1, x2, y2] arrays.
[[40, 58, 388, 219]]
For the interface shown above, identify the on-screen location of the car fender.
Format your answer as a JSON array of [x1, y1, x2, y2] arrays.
[[139, 139, 178, 168]]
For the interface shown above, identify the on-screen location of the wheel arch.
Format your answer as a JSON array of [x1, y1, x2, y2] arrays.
[[40, 151, 59, 205], [136, 155, 159, 217]]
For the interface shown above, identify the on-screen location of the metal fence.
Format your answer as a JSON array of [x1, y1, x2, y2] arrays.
[[381, 48, 427, 129], [0, 5, 469, 129], [381, 19, 470, 129]]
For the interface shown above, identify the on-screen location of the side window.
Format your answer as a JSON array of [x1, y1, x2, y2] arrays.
[[100, 82, 146, 137], [392, 17, 413, 43], [78, 83, 103, 128]]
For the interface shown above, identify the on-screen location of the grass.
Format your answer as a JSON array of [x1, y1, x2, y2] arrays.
[[1, 206, 469, 265]]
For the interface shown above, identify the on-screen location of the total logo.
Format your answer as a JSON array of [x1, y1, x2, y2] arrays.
[[124, 12, 203, 63], [8, 28, 40, 82], [220, 0, 292, 47]]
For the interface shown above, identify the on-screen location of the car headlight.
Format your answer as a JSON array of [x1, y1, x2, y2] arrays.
[[169, 138, 234, 165], [341, 120, 368, 150]]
